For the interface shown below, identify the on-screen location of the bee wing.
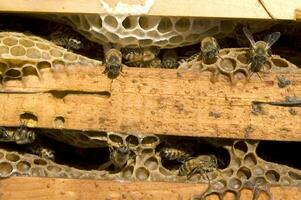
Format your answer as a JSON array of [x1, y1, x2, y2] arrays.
[[243, 27, 256, 46], [264, 32, 281, 48]]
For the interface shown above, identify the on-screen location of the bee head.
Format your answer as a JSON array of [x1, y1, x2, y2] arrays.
[[117, 145, 129, 155]]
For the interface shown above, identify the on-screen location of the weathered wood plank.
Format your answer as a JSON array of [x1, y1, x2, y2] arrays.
[[0, 65, 300, 141]]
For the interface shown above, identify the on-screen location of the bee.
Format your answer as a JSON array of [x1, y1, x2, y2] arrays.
[[26, 142, 55, 161], [121, 46, 160, 67], [0, 126, 35, 144], [243, 27, 280, 78], [179, 154, 218, 180], [98, 145, 134, 171], [162, 49, 179, 69], [160, 146, 192, 163], [103, 48, 124, 80], [200, 36, 220, 62]]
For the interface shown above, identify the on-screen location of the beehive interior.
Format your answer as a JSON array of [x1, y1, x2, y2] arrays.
[[0, 13, 301, 199]]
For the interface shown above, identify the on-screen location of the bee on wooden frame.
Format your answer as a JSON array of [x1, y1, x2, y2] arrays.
[[121, 46, 160, 67], [103, 48, 124, 80], [243, 27, 280, 79]]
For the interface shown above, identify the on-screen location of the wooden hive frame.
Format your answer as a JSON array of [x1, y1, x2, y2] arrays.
[[1, 0, 301, 199]]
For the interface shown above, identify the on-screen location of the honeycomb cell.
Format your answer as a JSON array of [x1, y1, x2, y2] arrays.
[[36, 42, 50, 50], [3, 37, 18, 46], [19, 39, 35, 47], [186, 34, 200, 42], [169, 35, 184, 44], [139, 39, 153, 47], [233, 141, 248, 157], [70, 171, 82, 178], [125, 135, 139, 146], [122, 16, 136, 29], [10, 45, 26, 56], [141, 148, 154, 154], [41, 52, 51, 60], [122, 165, 134, 179], [158, 17, 173, 33], [288, 171, 301, 180], [175, 18, 191, 32], [219, 58, 237, 72], [135, 167, 150, 180], [219, 49, 230, 56], [141, 135, 159, 146], [0, 151, 4, 159], [27, 48, 41, 59], [34, 159, 47, 166], [237, 53, 249, 64], [271, 58, 289, 68], [52, 60, 66, 70], [0, 45, 9, 54], [244, 153, 257, 167], [265, 170, 280, 183], [37, 61, 51, 70], [144, 156, 159, 170], [212, 179, 227, 190], [31, 167, 47, 176], [228, 178, 242, 190], [0, 162, 13, 176], [0, 62, 7, 72], [104, 15, 118, 28], [5, 68, 22, 78], [237, 166, 251, 180], [105, 32, 119, 42], [64, 53, 78, 62], [280, 176, 293, 185], [139, 16, 157, 30], [50, 49, 63, 57], [223, 168, 234, 177], [22, 65, 39, 77], [108, 134, 123, 145], [17, 161, 31, 172], [47, 165, 62, 173], [6, 153, 20, 162], [223, 191, 237, 200], [231, 158, 241, 168]]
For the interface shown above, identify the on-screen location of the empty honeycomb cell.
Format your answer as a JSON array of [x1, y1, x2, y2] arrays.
[[139, 16, 157, 30], [231, 158, 241, 168], [281, 176, 293, 185], [228, 178, 242, 190], [253, 166, 265, 176], [5, 68, 22, 78], [6, 153, 20, 162], [27, 48, 41, 59], [144, 156, 159, 170], [64, 53, 78, 62], [154, 40, 168, 46], [169, 35, 184, 44], [16, 161, 31, 173], [244, 153, 257, 167], [139, 39, 153, 47], [10, 45, 26, 56], [47, 165, 62, 173], [219, 49, 230, 56], [233, 141, 248, 157], [22, 65, 39, 77], [122, 165, 134, 179], [147, 30, 160, 38], [158, 17, 173, 33], [141, 135, 159, 147], [141, 148, 154, 154], [265, 170, 280, 183], [237, 166, 251, 180], [31, 167, 47, 176], [19, 39, 34, 47], [0, 151, 4, 159], [36, 42, 50, 50], [212, 179, 227, 190], [175, 18, 190, 32], [86, 15, 102, 28], [271, 58, 289, 68], [54, 116, 65, 128], [0, 45, 9, 54], [52, 60, 66, 70], [50, 49, 63, 57], [223, 168, 234, 177], [34, 159, 47, 166], [219, 58, 237, 72], [41, 52, 51, 60], [125, 135, 139, 146], [288, 171, 301, 180], [135, 167, 150, 180], [104, 15, 118, 28], [237, 53, 249, 64], [108, 134, 123, 145], [3, 37, 18, 46], [0, 162, 13, 176], [105, 32, 119, 42], [0, 62, 8, 72], [70, 171, 82, 178], [123, 37, 136, 44], [37, 61, 51, 70], [233, 70, 248, 81]]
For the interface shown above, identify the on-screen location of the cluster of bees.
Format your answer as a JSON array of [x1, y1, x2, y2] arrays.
[[103, 27, 281, 81]]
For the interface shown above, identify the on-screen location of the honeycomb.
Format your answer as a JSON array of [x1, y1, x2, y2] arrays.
[[0, 32, 102, 86], [178, 48, 298, 83], [1, 130, 301, 200]]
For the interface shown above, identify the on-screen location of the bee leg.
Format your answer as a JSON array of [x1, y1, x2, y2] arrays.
[[256, 72, 263, 81], [98, 160, 112, 171]]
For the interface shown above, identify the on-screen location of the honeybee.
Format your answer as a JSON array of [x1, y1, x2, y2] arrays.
[[243, 27, 280, 78], [162, 49, 179, 68], [0, 126, 35, 144], [27, 142, 55, 161], [179, 154, 218, 180], [98, 145, 133, 171], [103, 48, 124, 80], [160, 146, 192, 163], [200, 36, 220, 62], [121, 46, 160, 67]]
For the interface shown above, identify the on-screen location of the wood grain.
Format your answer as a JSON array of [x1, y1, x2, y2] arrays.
[[0, 0, 300, 20], [0, 65, 301, 141], [0, 177, 300, 200]]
